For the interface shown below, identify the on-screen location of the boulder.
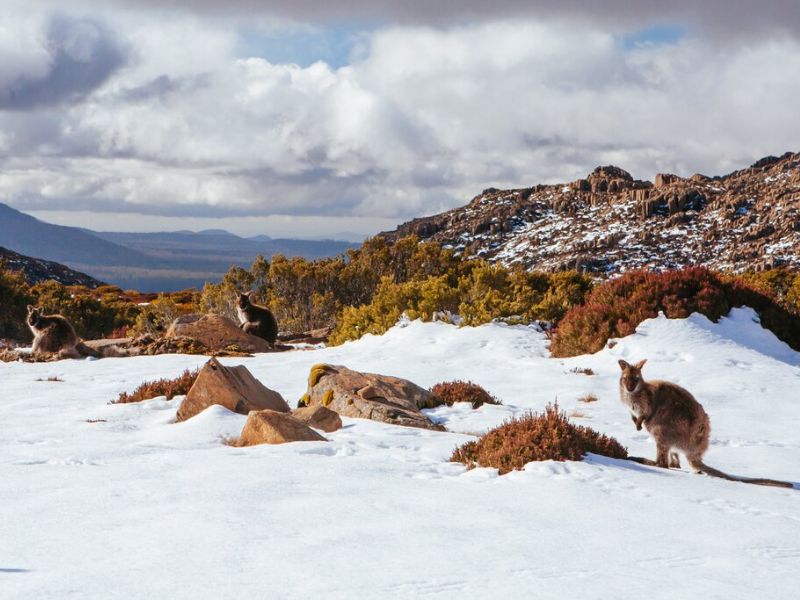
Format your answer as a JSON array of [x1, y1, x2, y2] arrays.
[[176, 357, 289, 422], [292, 405, 342, 433], [238, 410, 327, 446], [166, 314, 270, 353], [299, 364, 444, 431]]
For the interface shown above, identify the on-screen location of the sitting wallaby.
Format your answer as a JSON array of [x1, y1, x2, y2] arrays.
[[26, 305, 100, 359], [236, 291, 278, 346], [618, 359, 792, 488]]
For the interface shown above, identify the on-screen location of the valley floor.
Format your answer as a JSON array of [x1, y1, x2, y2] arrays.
[[1, 309, 799, 599]]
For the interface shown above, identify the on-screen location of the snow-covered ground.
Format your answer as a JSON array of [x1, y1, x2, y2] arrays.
[[1, 308, 799, 599]]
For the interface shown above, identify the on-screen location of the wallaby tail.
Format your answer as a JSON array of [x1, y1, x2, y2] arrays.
[[75, 341, 102, 359], [690, 459, 794, 489], [76, 340, 134, 359]]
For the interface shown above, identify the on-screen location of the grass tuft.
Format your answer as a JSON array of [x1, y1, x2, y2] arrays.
[[112, 368, 198, 404]]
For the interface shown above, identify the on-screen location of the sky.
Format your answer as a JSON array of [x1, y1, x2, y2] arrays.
[[1, 1, 799, 238]]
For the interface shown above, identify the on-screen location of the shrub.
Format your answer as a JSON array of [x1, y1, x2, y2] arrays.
[[131, 294, 182, 335], [31, 280, 125, 339], [450, 404, 627, 474], [429, 381, 501, 409], [0, 265, 33, 341], [113, 369, 199, 404], [329, 258, 592, 345], [550, 267, 800, 357]]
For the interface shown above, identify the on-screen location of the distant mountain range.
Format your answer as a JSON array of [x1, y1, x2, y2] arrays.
[[0, 246, 104, 288], [0, 203, 358, 291], [382, 151, 800, 275]]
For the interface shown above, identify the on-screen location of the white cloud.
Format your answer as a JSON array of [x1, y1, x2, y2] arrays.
[[1, 6, 800, 237]]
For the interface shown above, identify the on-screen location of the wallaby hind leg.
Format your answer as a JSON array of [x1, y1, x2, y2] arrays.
[[669, 452, 681, 469], [655, 442, 670, 469]]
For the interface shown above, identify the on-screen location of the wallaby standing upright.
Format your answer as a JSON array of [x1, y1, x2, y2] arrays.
[[236, 291, 278, 346], [26, 305, 100, 359], [618, 359, 792, 488]]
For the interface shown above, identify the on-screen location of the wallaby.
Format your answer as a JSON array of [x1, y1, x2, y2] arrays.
[[618, 359, 792, 488], [236, 291, 278, 346], [26, 305, 100, 359]]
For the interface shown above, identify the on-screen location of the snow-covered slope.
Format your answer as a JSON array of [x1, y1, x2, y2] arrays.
[[1, 308, 799, 599]]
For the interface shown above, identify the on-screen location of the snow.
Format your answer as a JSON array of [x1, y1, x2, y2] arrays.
[[1, 308, 799, 599]]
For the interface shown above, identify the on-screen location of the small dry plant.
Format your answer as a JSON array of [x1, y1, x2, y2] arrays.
[[112, 369, 199, 404], [429, 381, 502, 409], [451, 403, 627, 474]]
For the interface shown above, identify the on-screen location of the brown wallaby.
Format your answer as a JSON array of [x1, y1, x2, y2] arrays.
[[236, 291, 278, 346], [618, 359, 792, 488], [26, 305, 100, 359]]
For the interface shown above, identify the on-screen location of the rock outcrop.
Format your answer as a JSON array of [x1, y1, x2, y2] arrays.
[[299, 364, 444, 431], [176, 357, 289, 422], [166, 314, 270, 353], [238, 409, 327, 445], [292, 405, 342, 432], [380, 151, 800, 275]]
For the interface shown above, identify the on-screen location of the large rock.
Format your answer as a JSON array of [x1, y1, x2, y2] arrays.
[[292, 405, 342, 433], [238, 410, 327, 446], [166, 314, 270, 353], [176, 357, 290, 422], [299, 364, 444, 431]]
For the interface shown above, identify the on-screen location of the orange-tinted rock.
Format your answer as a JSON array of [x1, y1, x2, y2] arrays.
[[292, 405, 343, 432], [238, 410, 327, 445], [166, 314, 269, 353], [176, 357, 289, 422]]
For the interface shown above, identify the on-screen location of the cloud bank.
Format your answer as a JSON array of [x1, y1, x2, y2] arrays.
[[2, 2, 800, 235]]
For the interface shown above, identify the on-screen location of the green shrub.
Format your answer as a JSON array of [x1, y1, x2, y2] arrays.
[[329, 260, 591, 345], [451, 404, 627, 474], [0, 265, 33, 341], [131, 294, 182, 335], [30, 280, 127, 340]]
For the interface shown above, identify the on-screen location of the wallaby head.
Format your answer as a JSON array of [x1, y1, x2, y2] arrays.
[[618, 359, 647, 392], [27, 305, 43, 328], [237, 291, 254, 310]]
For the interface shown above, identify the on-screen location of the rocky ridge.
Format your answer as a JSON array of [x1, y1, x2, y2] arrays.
[[0, 246, 104, 287], [382, 152, 800, 274]]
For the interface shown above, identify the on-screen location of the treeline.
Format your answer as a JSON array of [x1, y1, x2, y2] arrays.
[[197, 236, 593, 343], [3, 237, 800, 355]]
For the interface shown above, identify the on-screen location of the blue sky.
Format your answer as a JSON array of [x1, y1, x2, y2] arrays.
[[621, 24, 686, 51], [236, 22, 376, 68]]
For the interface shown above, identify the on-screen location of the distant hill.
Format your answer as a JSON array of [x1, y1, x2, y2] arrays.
[[0, 203, 359, 292], [381, 151, 800, 274], [0, 246, 104, 288], [0, 203, 154, 268]]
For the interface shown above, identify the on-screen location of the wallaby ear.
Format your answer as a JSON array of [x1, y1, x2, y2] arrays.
[[635, 359, 647, 370], [618, 359, 630, 370], [27, 304, 35, 312], [245, 290, 254, 297]]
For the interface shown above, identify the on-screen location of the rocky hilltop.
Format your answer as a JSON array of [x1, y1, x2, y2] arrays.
[[0, 246, 104, 287], [382, 152, 800, 274]]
